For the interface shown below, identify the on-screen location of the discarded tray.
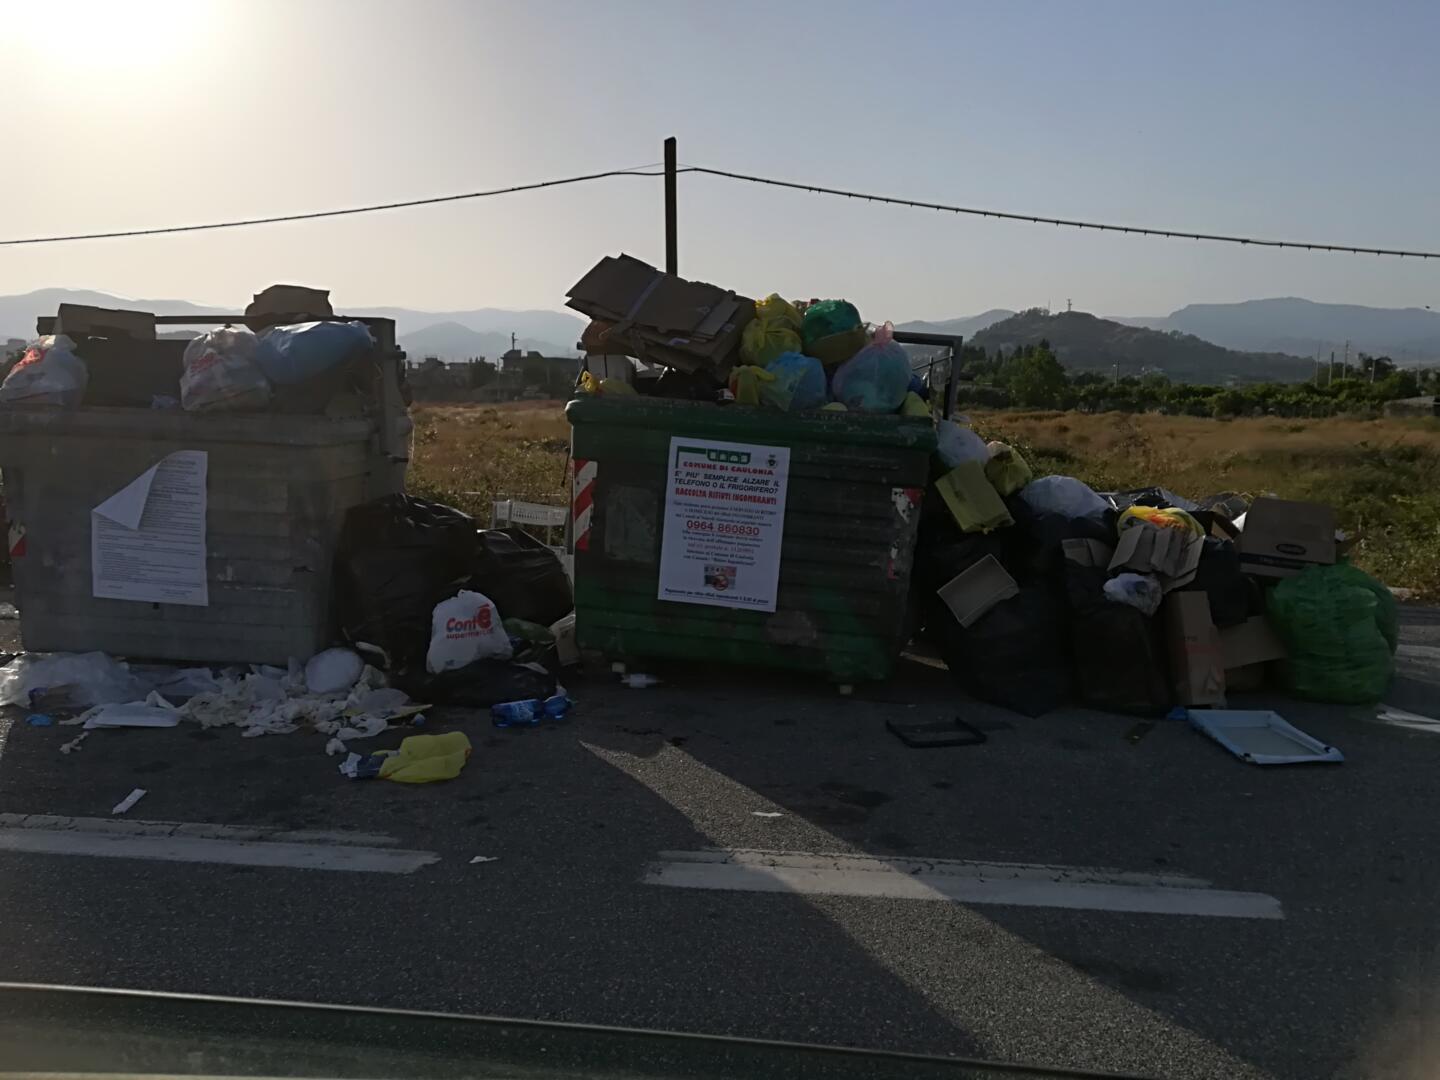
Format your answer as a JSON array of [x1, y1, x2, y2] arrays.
[[1186, 709, 1343, 766], [886, 716, 987, 749]]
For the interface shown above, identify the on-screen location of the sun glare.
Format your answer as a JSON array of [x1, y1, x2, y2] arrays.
[[2, 0, 209, 66]]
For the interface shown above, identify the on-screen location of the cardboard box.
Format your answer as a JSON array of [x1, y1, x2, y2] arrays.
[[937, 555, 1019, 628], [1219, 615, 1288, 670], [1237, 497, 1336, 579], [1061, 537, 1114, 568], [54, 303, 155, 340], [1164, 592, 1227, 706], [565, 254, 753, 375], [1110, 522, 1203, 593]]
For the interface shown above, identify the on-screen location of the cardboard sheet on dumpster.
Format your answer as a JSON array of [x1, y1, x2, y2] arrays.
[[91, 450, 208, 607], [657, 437, 789, 612]]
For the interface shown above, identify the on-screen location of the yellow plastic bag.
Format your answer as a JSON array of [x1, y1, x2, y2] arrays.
[[740, 294, 803, 367], [728, 364, 777, 406], [935, 461, 1014, 534], [984, 441, 1034, 497], [1118, 505, 1202, 536], [577, 370, 601, 395], [598, 377, 636, 397], [377, 731, 473, 784]]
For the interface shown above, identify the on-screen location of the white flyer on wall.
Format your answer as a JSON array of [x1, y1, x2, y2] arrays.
[[657, 436, 790, 612], [91, 450, 209, 607]]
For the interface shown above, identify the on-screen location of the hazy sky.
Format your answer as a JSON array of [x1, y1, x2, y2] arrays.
[[3, 0, 1439, 320]]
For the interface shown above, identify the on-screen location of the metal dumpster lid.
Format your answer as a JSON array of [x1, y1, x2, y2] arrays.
[[564, 395, 938, 452]]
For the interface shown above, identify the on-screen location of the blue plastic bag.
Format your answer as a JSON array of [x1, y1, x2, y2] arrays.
[[830, 340, 911, 412], [763, 352, 827, 411], [256, 321, 373, 386]]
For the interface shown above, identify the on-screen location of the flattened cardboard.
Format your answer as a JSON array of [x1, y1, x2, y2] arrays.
[[1165, 592, 1226, 707], [1110, 522, 1203, 593], [1061, 537, 1114, 568], [565, 254, 753, 374], [1237, 497, 1336, 579], [937, 555, 1019, 628], [1219, 615, 1288, 670], [54, 303, 155, 340]]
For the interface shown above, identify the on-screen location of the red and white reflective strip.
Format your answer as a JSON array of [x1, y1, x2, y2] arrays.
[[572, 459, 597, 552]]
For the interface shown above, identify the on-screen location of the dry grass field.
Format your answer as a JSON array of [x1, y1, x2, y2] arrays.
[[408, 402, 1440, 599]]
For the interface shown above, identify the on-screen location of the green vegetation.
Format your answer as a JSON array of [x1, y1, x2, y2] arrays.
[[956, 339, 1438, 418]]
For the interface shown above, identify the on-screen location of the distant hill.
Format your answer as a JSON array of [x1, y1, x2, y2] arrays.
[[896, 310, 1015, 340], [1109, 297, 1440, 364], [397, 321, 570, 361], [972, 310, 1314, 384]]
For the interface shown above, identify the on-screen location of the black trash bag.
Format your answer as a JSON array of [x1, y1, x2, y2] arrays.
[[335, 495, 480, 673], [1180, 538, 1256, 629], [1063, 562, 1171, 716], [472, 528, 574, 627], [1003, 494, 1116, 585], [934, 585, 1072, 717], [398, 659, 556, 708]]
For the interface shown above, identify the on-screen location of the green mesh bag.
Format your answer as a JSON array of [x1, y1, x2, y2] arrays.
[[1267, 563, 1397, 704]]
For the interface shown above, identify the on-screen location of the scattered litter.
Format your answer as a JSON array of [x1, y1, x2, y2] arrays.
[[492, 691, 574, 727], [1103, 573, 1163, 616], [1185, 708, 1344, 766], [324, 737, 348, 756], [1369, 704, 1440, 734], [751, 811, 784, 818], [469, 855, 500, 864], [336, 715, 390, 740], [111, 788, 146, 815], [623, 673, 660, 689], [59, 732, 89, 754], [25, 713, 53, 727], [81, 693, 180, 729], [0, 603, 18, 620]]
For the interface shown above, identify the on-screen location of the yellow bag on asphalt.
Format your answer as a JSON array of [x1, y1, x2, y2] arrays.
[[377, 731, 473, 784]]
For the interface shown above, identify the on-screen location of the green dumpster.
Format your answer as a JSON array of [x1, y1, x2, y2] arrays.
[[566, 396, 936, 682]]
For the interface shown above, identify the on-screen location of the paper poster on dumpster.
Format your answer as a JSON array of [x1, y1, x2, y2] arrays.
[[91, 450, 208, 606], [658, 437, 789, 611]]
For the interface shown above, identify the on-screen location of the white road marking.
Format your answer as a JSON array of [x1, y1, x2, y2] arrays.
[[0, 814, 437, 873], [645, 848, 1283, 919]]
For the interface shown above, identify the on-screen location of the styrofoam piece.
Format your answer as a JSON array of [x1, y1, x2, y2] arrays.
[[1186, 709, 1343, 766]]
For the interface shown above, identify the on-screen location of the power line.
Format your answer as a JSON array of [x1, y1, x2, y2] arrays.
[[0, 167, 670, 246], [3, 159, 1437, 259], [686, 165, 1440, 259]]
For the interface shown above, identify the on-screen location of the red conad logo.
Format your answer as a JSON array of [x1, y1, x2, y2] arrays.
[[446, 607, 492, 633]]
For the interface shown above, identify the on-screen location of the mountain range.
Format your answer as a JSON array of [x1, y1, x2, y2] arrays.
[[6, 288, 1440, 377]]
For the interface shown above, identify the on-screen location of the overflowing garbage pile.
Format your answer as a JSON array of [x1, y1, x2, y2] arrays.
[[914, 445, 1400, 717], [0, 289, 387, 415], [566, 255, 930, 413], [563, 254, 1400, 716]]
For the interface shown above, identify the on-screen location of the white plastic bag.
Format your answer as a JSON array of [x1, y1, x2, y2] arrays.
[[181, 326, 272, 411], [0, 651, 149, 708], [1018, 475, 1109, 520], [304, 647, 365, 694], [936, 420, 990, 468], [1103, 573, 1163, 616], [0, 335, 88, 406], [426, 590, 512, 674]]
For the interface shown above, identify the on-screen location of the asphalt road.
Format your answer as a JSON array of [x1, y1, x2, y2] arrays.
[[0, 606, 1436, 1080]]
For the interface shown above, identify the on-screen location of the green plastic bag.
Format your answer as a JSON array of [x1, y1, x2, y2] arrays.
[[1267, 563, 1397, 704]]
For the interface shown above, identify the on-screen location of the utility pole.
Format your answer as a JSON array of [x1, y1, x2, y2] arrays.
[[1066, 298, 1072, 313], [663, 136, 678, 275]]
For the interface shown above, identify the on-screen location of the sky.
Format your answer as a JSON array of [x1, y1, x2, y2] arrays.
[[2, 0, 1439, 321]]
